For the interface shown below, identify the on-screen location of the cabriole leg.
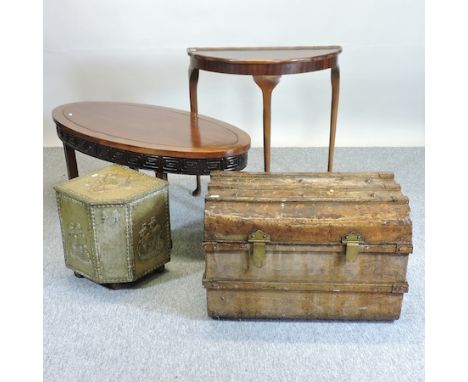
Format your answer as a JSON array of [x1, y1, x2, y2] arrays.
[[253, 75, 281, 172], [189, 64, 202, 196], [328, 66, 340, 172]]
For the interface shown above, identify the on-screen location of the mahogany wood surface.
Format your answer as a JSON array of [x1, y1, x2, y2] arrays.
[[53, 102, 250, 158], [53, 102, 250, 181], [188, 46, 342, 75], [187, 46, 342, 172]]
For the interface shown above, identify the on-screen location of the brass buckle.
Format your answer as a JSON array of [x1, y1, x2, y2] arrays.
[[248, 230, 270, 268], [341, 232, 364, 262]]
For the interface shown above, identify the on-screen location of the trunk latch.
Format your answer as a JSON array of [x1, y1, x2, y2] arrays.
[[248, 230, 270, 268], [341, 232, 364, 262]]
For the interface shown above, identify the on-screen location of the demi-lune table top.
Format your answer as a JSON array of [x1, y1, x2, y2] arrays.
[[188, 46, 342, 75], [53, 102, 250, 159]]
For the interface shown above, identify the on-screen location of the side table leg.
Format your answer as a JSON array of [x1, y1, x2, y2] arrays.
[[253, 75, 281, 172], [189, 64, 202, 196], [189, 65, 199, 113], [328, 66, 340, 172], [63, 144, 78, 179]]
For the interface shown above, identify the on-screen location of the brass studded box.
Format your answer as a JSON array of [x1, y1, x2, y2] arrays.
[[203, 172, 413, 320], [54, 165, 171, 285]]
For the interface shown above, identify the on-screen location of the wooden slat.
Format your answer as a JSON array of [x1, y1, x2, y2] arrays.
[[208, 180, 401, 191], [208, 183, 401, 191], [202, 242, 413, 254], [209, 177, 398, 186], [209, 172, 395, 186], [203, 279, 409, 294], [205, 195, 409, 204], [206, 188, 404, 199], [204, 216, 411, 244], [205, 201, 410, 221], [210, 171, 395, 179]]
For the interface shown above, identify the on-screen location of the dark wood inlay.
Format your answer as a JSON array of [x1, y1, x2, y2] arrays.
[[57, 126, 248, 176]]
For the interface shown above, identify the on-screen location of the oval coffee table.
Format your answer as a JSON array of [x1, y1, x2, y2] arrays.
[[187, 46, 342, 172], [53, 102, 250, 195]]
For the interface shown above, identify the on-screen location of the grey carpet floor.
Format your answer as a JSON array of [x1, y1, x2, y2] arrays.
[[43, 147, 424, 382]]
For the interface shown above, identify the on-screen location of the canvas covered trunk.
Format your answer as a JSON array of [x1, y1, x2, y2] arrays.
[[202, 172, 413, 320]]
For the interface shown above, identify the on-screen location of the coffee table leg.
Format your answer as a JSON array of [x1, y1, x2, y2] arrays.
[[63, 144, 78, 179], [253, 75, 281, 172], [192, 176, 201, 196], [155, 172, 167, 180], [189, 64, 202, 196], [328, 65, 340, 172]]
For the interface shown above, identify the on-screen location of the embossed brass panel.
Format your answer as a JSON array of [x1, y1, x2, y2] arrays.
[[55, 165, 171, 284]]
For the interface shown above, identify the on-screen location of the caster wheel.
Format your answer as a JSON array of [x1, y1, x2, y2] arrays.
[[74, 272, 84, 278], [106, 283, 123, 290], [155, 265, 165, 273]]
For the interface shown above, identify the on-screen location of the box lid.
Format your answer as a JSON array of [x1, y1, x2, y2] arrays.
[[204, 172, 412, 251], [54, 165, 167, 204]]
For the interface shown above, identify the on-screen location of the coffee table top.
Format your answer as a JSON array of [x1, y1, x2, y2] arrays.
[[188, 46, 342, 75], [53, 102, 250, 159]]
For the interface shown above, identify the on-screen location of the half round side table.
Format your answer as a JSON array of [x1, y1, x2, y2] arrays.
[[53, 102, 251, 195], [187, 46, 342, 173]]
